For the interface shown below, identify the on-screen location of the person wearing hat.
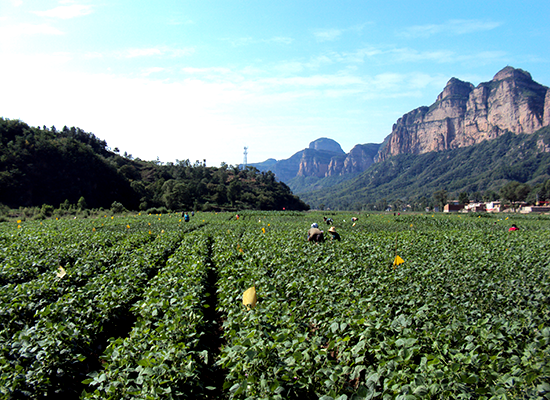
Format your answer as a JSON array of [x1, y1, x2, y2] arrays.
[[307, 223, 324, 242], [328, 226, 341, 241]]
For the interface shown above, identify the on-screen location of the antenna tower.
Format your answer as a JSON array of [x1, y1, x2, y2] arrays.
[[243, 146, 248, 167]]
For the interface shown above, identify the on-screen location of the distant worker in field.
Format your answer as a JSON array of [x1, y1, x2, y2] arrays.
[[509, 224, 519, 231], [351, 217, 358, 222], [307, 223, 324, 242], [236, 214, 240, 220], [184, 213, 190, 222], [323, 216, 333, 225], [328, 226, 341, 241]]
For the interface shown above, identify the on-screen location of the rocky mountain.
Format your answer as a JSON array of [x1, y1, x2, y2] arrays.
[[252, 66, 550, 197], [251, 138, 380, 191], [327, 143, 381, 176], [377, 66, 550, 161]]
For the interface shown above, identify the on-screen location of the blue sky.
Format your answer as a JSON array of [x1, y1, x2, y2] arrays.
[[1, 0, 549, 166]]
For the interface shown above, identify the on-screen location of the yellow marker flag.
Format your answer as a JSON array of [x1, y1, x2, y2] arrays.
[[393, 255, 404, 266], [56, 266, 67, 279], [242, 286, 257, 310]]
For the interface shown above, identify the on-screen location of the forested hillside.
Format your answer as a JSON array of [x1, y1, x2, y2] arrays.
[[301, 127, 550, 210], [0, 118, 309, 212]]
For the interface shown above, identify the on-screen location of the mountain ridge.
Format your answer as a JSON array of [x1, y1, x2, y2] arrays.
[[251, 66, 550, 195]]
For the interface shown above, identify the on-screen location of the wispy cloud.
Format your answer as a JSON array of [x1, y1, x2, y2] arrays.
[[313, 28, 342, 42], [223, 36, 293, 47], [313, 22, 371, 42], [33, 4, 94, 19], [400, 19, 502, 38], [119, 46, 195, 58], [142, 67, 165, 77], [0, 23, 64, 38]]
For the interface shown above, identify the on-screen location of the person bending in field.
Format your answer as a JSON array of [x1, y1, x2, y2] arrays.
[[509, 224, 519, 231], [328, 226, 341, 241], [307, 223, 324, 242]]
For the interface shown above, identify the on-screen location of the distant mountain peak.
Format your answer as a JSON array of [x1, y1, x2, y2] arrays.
[[492, 66, 532, 82], [308, 137, 345, 154]]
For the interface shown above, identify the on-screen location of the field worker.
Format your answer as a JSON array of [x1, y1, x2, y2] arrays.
[[509, 224, 519, 231], [307, 223, 324, 242], [184, 213, 190, 222], [328, 226, 341, 241]]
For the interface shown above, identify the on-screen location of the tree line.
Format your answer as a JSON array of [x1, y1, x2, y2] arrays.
[[0, 118, 309, 217]]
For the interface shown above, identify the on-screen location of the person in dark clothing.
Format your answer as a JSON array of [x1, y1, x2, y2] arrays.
[[328, 226, 341, 241], [307, 223, 324, 242], [184, 213, 190, 222]]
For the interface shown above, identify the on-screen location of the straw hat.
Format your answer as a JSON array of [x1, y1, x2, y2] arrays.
[[328, 226, 336, 233]]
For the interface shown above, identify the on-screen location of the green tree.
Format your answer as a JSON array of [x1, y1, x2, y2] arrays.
[[375, 198, 388, 212], [458, 192, 469, 205], [77, 196, 87, 210], [499, 181, 531, 211], [433, 189, 447, 211], [227, 180, 242, 206]]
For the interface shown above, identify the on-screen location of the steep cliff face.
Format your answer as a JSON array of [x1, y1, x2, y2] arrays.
[[544, 87, 550, 127], [296, 149, 337, 177], [327, 143, 380, 176], [378, 66, 550, 161], [295, 138, 345, 177]]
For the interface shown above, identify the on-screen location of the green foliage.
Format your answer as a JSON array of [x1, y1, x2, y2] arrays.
[[0, 118, 308, 212], [301, 127, 550, 210], [0, 212, 549, 398], [500, 181, 531, 210]]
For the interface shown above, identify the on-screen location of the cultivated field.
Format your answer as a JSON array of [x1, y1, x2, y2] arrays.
[[1, 211, 549, 399]]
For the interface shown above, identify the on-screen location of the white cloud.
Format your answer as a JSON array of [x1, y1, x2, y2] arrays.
[[141, 67, 165, 77], [182, 67, 232, 75], [119, 46, 194, 58], [33, 4, 93, 19], [400, 19, 502, 38], [270, 36, 294, 45], [0, 23, 64, 39], [122, 48, 163, 58], [313, 28, 342, 42], [223, 36, 294, 47], [10, 0, 23, 6]]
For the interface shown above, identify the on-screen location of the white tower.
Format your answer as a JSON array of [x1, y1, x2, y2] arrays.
[[243, 146, 248, 167]]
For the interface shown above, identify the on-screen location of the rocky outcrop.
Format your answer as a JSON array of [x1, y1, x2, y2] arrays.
[[544, 88, 550, 127], [378, 66, 550, 161], [296, 148, 337, 177], [308, 137, 345, 154], [251, 138, 379, 185], [327, 143, 380, 176]]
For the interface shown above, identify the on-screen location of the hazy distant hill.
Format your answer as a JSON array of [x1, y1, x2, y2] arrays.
[[250, 138, 380, 193]]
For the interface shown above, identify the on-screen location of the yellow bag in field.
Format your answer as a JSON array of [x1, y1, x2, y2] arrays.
[[242, 286, 257, 310]]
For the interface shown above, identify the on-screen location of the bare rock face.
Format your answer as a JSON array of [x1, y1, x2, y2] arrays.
[[296, 148, 334, 177], [544, 88, 550, 127], [308, 137, 345, 154], [378, 66, 549, 161], [327, 143, 380, 176]]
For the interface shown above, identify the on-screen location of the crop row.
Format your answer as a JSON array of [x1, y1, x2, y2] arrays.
[[212, 218, 550, 399], [0, 212, 549, 399], [0, 222, 195, 398], [81, 231, 213, 398]]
